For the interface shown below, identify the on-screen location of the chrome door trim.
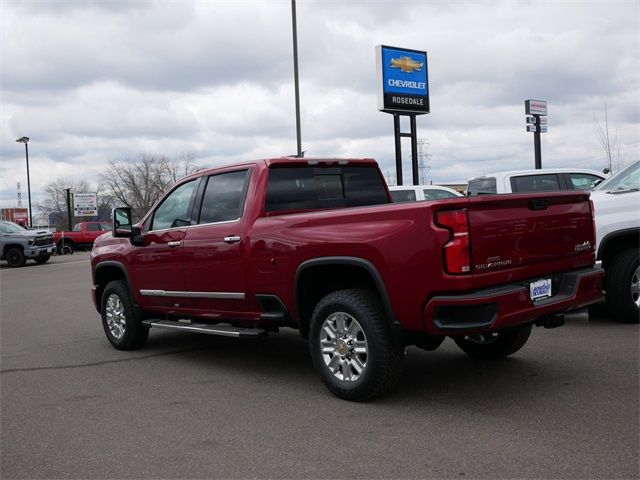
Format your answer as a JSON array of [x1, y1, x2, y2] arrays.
[[140, 290, 246, 300]]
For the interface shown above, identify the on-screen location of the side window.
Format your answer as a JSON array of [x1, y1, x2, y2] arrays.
[[198, 170, 250, 224], [511, 174, 560, 193], [86, 223, 100, 231], [100, 223, 112, 231], [391, 189, 417, 202], [423, 189, 457, 199], [151, 180, 197, 231], [73, 224, 81, 232], [567, 174, 602, 190]]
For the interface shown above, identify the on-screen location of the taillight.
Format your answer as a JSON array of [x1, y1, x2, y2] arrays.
[[436, 209, 471, 274], [589, 199, 597, 251]]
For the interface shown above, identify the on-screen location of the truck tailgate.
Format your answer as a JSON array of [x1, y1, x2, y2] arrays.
[[467, 192, 596, 288]]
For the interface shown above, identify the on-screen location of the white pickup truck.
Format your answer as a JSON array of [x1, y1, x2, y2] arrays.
[[590, 161, 640, 323], [467, 168, 605, 195]]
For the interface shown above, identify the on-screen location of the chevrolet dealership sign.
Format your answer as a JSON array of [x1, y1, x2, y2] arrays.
[[376, 45, 429, 114]]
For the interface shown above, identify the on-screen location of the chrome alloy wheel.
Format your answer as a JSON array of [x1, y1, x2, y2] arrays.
[[632, 265, 640, 308], [105, 293, 126, 340], [320, 312, 368, 382]]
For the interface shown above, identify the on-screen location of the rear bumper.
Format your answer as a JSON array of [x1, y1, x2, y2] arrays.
[[423, 267, 604, 335]]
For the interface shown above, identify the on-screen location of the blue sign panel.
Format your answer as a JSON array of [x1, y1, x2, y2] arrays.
[[376, 45, 429, 114]]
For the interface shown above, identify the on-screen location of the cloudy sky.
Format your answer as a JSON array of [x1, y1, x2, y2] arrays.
[[1, 0, 639, 210]]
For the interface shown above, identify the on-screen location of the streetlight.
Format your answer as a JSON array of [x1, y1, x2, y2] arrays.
[[15, 136, 32, 228]]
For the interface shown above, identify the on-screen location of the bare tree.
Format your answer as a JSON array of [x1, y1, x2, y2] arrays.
[[101, 153, 198, 221], [594, 102, 625, 173], [37, 178, 111, 230]]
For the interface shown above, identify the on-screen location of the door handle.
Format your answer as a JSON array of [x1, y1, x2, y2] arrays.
[[167, 241, 181, 247], [224, 235, 241, 244]]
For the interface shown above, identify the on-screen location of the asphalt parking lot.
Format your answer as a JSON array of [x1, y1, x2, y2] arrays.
[[1, 253, 638, 479]]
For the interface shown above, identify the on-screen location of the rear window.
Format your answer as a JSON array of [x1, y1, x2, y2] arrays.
[[390, 189, 417, 203], [510, 174, 560, 192], [467, 177, 497, 196], [266, 165, 390, 212]]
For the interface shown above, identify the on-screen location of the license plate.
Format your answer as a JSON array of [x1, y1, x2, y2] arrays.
[[530, 278, 552, 301]]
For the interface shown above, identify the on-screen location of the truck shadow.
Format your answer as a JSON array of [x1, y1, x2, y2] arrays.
[[141, 328, 577, 408]]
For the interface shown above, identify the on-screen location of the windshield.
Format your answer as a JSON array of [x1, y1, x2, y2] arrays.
[[1, 222, 27, 234], [595, 161, 640, 192]]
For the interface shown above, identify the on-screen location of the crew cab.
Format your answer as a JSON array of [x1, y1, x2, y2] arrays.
[[91, 158, 604, 400], [54, 221, 111, 254]]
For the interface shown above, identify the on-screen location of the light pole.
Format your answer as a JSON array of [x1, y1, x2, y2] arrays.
[[291, 0, 302, 157], [16, 136, 32, 228]]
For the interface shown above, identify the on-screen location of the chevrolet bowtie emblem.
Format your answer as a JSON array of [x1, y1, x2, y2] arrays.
[[390, 56, 423, 73]]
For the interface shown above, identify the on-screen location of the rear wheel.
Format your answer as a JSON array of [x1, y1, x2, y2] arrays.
[[6, 248, 26, 268], [453, 324, 532, 359], [34, 255, 50, 264], [605, 248, 640, 323], [309, 289, 404, 401], [101, 280, 149, 350]]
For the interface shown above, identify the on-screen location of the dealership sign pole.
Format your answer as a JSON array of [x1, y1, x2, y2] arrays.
[[525, 100, 547, 169], [376, 45, 429, 185]]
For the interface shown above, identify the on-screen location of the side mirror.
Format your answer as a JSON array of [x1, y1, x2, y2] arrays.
[[113, 207, 145, 246], [113, 207, 133, 238]]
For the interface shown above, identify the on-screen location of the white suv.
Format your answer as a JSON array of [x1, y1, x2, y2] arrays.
[[467, 168, 605, 195], [591, 160, 640, 323]]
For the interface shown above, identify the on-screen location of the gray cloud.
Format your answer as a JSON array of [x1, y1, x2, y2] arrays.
[[1, 0, 638, 209]]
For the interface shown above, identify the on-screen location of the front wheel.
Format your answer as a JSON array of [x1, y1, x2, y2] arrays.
[[605, 248, 640, 323], [101, 280, 149, 350], [309, 289, 404, 401], [5, 248, 26, 268], [34, 255, 51, 264], [453, 324, 533, 359]]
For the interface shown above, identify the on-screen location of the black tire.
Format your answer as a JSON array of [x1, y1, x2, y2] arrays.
[[34, 255, 51, 264], [309, 289, 404, 401], [101, 280, 149, 350], [5, 248, 26, 268], [453, 324, 533, 359], [58, 241, 74, 255], [605, 248, 640, 323]]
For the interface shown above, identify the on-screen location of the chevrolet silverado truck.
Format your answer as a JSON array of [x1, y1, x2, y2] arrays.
[[91, 158, 604, 400], [1, 220, 55, 267], [55, 221, 111, 254]]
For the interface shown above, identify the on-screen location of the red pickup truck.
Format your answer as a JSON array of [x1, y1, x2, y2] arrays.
[[55, 221, 111, 254], [91, 158, 604, 400]]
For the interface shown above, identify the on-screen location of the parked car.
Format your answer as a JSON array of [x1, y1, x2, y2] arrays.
[[467, 168, 606, 195], [591, 160, 640, 323], [0, 221, 55, 267], [54, 221, 111, 254], [91, 157, 603, 401], [389, 185, 462, 202]]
